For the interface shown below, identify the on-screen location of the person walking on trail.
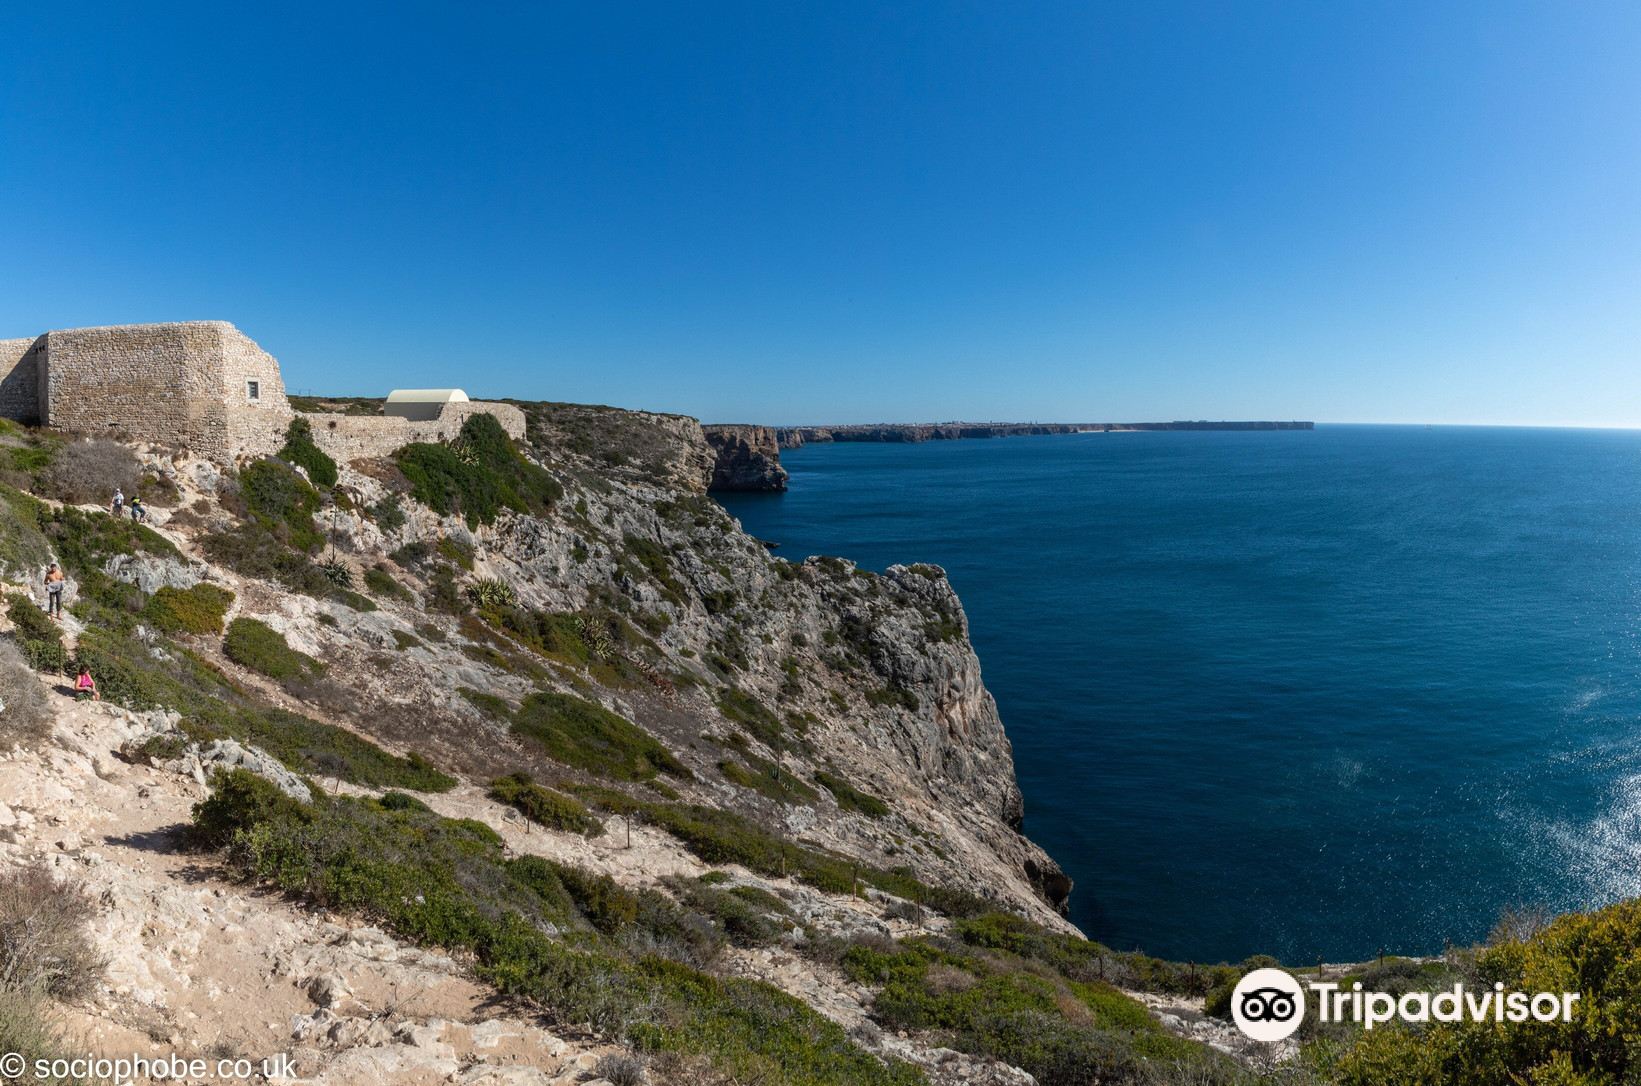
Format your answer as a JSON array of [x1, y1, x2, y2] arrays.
[[43, 563, 65, 621], [74, 665, 99, 702], [111, 488, 125, 517], [129, 496, 146, 523]]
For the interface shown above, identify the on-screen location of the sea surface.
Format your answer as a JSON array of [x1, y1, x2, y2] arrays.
[[715, 425, 1641, 963]]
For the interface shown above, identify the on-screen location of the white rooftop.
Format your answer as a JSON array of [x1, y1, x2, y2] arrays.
[[386, 389, 469, 404]]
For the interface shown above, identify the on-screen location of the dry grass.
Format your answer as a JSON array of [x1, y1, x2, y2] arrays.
[[0, 860, 106, 999], [0, 640, 52, 748], [36, 439, 140, 506]]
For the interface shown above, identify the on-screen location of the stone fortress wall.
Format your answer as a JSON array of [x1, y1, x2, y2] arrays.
[[41, 322, 293, 462], [304, 400, 526, 461], [0, 337, 46, 424], [0, 321, 524, 464]]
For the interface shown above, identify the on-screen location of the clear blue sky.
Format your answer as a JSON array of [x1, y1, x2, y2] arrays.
[[3, 3, 1639, 426]]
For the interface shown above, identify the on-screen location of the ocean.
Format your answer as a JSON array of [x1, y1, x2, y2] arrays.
[[715, 425, 1641, 964]]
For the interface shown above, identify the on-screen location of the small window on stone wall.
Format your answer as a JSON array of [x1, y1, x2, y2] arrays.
[[247, 380, 260, 401]]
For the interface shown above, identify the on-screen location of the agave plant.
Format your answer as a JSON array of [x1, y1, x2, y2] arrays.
[[466, 577, 518, 609], [317, 554, 355, 589]]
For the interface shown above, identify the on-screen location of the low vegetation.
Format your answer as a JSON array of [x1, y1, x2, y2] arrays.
[[0, 860, 105, 1086], [815, 769, 891, 818], [511, 691, 687, 782], [719, 751, 820, 806], [7, 593, 67, 672], [1315, 898, 1641, 1085], [278, 416, 339, 489], [195, 771, 925, 1086], [716, 686, 788, 749], [395, 414, 562, 527], [488, 772, 600, 834], [0, 640, 51, 746], [574, 785, 989, 916], [224, 617, 324, 680], [34, 437, 140, 506], [843, 913, 1242, 1086], [140, 583, 234, 635]]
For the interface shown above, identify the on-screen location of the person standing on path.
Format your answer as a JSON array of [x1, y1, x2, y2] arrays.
[[43, 563, 65, 620], [111, 488, 124, 517]]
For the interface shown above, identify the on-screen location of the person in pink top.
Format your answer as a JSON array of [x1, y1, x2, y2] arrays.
[[74, 665, 99, 701]]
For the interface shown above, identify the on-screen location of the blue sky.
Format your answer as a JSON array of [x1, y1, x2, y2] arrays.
[[3, 3, 1639, 426]]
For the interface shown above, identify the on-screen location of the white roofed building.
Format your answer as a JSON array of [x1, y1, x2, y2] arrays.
[[385, 388, 470, 422]]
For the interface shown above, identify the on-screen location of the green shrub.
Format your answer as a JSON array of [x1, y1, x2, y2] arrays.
[[364, 565, 411, 600], [238, 458, 324, 552], [190, 768, 314, 848], [512, 691, 687, 782], [670, 877, 792, 947], [0, 485, 51, 580], [223, 617, 324, 680], [395, 414, 562, 528], [840, 933, 1219, 1086], [370, 495, 407, 532], [621, 534, 684, 603], [140, 583, 234, 635], [488, 773, 600, 834], [6, 594, 66, 672], [815, 771, 891, 818], [277, 417, 339, 489], [719, 754, 819, 806], [203, 521, 334, 596], [716, 687, 787, 749]]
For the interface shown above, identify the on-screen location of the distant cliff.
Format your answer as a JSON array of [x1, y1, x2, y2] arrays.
[[702, 424, 789, 491], [778, 420, 1314, 448]]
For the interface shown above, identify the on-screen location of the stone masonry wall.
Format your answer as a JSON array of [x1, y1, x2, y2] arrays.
[[218, 324, 295, 459], [0, 337, 44, 424], [40, 322, 292, 462], [304, 401, 527, 464]]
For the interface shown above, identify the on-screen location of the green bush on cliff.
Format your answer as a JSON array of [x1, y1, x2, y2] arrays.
[[74, 622, 452, 792], [511, 691, 687, 782], [6, 594, 67, 672], [237, 458, 324, 552], [140, 583, 234, 635], [277, 416, 339, 489], [488, 772, 600, 834], [841, 929, 1233, 1086], [814, 770, 891, 819], [224, 617, 324, 680], [718, 752, 819, 806], [395, 414, 562, 528]]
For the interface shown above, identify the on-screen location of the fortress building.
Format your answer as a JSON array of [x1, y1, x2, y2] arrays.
[[0, 321, 524, 463]]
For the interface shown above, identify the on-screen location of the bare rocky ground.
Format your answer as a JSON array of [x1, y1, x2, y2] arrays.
[[1, 688, 631, 1085]]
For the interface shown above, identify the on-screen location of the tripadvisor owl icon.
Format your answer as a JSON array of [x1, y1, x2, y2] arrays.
[[1231, 968, 1306, 1042]]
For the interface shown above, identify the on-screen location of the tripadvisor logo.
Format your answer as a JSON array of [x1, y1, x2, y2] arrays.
[[1229, 967, 1582, 1042], [1231, 968, 1306, 1042]]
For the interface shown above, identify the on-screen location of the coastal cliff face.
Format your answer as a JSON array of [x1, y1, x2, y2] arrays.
[[702, 423, 789, 491], [0, 399, 1089, 1086]]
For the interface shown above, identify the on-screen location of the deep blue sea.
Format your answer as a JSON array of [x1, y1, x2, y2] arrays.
[[716, 425, 1641, 964]]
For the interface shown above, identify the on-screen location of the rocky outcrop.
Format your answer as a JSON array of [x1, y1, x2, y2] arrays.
[[777, 420, 1314, 446], [702, 424, 789, 492]]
